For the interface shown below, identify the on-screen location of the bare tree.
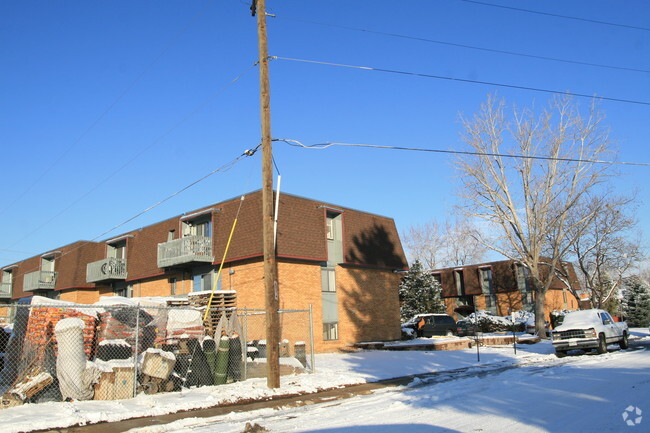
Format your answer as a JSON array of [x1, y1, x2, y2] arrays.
[[455, 95, 614, 337], [568, 194, 642, 308], [402, 221, 443, 269], [403, 218, 487, 268], [441, 218, 487, 267]]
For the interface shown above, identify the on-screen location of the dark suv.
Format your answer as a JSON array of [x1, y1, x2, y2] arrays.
[[421, 314, 457, 337]]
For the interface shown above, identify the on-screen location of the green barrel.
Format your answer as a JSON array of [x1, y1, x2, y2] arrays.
[[214, 336, 230, 385], [203, 338, 218, 384]]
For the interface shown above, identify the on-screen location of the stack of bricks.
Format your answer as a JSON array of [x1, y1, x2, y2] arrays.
[[24, 307, 98, 366], [187, 291, 236, 336]]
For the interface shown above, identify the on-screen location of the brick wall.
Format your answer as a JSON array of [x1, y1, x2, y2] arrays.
[[335, 266, 401, 350], [58, 286, 113, 304]]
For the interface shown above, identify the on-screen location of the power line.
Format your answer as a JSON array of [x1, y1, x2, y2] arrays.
[[275, 138, 650, 167], [458, 0, 650, 32], [272, 56, 650, 107], [7, 62, 258, 250], [3, 146, 260, 282], [272, 15, 650, 75], [91, 145, 260, 243], [0, 0, 217, 219], [0, 249, 34, 254]]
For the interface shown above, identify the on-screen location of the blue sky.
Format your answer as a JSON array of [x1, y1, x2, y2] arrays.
[[1, 0, 649, 267]]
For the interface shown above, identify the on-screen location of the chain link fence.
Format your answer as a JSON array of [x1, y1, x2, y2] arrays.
[[0, 303, 313, 408]]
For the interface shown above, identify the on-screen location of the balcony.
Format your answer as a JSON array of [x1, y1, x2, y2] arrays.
[[158, 235, 213, 268], [86, 257, 127, 283], [0, 282, 11, 298], [23, 270, 58, 291]]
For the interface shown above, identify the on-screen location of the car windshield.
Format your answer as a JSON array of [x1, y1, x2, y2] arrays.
[[561, 311, 600, 326]]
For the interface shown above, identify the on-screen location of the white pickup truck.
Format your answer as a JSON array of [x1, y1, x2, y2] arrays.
[[551, 309, 629, 358]]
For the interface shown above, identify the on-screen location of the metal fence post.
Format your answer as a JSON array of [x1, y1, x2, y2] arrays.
[[133, 306, 140, 398], [308, 304, 315, 373], [242, 310, 248, 381]]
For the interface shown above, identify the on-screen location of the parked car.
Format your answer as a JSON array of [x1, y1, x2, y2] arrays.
[[402, 313, 457, 338], [551, 309, 629, 358], [456, 319, 477, 336], [401, 314, 430, 338], [421, 314, 457, 337]]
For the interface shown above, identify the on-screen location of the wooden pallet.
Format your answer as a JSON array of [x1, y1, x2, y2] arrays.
[[187, 291, 237, 336]]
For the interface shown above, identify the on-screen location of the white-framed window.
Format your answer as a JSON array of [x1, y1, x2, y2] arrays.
[[321, 268, 336, 292], [323, 323, 339, 341], [193, 272, 212, 292]]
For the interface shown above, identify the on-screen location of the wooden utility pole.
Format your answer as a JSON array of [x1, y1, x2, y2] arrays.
[[254, 0, 280, 389]]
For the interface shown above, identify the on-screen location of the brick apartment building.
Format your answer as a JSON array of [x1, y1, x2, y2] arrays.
[[431, 259, 583, 321], [0, 191, 408, 352]]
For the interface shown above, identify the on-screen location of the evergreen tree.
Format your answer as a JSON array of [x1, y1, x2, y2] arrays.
[[621, 276, 650, 327], [398, 260, 445, 321]]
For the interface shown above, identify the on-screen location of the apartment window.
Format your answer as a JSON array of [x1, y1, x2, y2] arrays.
[[169, 277, 177, 295], [167, 230, 176, 242], [480, 268, 493, 294], [454, 270, 465, 296], [516, 264, 534, 306], [485, 294, 497, 308], [321, 268, 336, 292], [432, 273, 442, 285], [516, 265, 532, 291], [480, 267, 496, 313], [321, 267, 338, 341], [193, 269, 218, 292], [114, 282, 133, 298], [323, 323, 339, 341]]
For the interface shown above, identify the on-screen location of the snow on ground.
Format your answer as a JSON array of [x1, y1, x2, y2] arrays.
[[1, 329, 648, 433], [139, 339, 650, 433]]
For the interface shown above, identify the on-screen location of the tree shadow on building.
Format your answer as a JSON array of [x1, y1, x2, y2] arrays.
[[339, 224, 407, 344]]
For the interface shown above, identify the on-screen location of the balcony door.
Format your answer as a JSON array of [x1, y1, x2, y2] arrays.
[[183, 218, 211, 238], [41, 256, 55, 282]]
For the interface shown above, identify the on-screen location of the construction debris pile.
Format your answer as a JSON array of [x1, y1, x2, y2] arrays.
[[0, 293, 309, 409]]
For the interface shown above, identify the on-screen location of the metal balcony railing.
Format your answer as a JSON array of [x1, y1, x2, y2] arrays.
[[23, 270, 58, 291], [157, 235, 213, 268], [0, 282, 11, 298], [86, 257, 127, 283]]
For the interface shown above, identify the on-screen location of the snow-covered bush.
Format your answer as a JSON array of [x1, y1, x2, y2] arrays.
[[464, 310, 520, 333]]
